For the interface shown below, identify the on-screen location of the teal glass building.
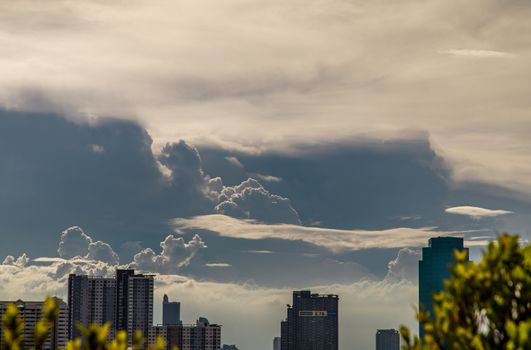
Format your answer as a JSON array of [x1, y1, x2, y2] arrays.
[[418, 237, 468, 338]]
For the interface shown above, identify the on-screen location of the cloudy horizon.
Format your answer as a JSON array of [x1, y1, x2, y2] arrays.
[[1, 1, 530, 349]]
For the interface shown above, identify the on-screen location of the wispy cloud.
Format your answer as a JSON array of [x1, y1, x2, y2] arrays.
[[205, 263, 232, 268], [439, 49, 515, 58], [173, 214, 456, 253], [251, 173, 283, 183], [445, 206, 513, 219]]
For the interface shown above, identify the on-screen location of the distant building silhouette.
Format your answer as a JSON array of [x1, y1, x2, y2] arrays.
[[280, 290, 338, 350], [375, 329, 399, 350], [273, 336, 281, 350], [0, 298, 68, 350], [68, 275, 116, 339], [419, 236, 468, 338], [162, 294, 181, 325], [222, 345, 239, 350]]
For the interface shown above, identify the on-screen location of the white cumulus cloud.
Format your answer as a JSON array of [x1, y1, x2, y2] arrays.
[[87, 241, 119, 265], [57, 226, 120, 264], [57, 226, 93, 259], [387, 248, 421, 282], [131, 234, 207, 274], [214, 178, 300, 224]]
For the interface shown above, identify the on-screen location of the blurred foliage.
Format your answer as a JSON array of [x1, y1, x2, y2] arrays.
[[401, 233, 530, 350], [1, 298, 174, 350]]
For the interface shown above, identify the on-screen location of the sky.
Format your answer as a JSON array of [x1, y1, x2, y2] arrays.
[[0, 1, 530, 349]]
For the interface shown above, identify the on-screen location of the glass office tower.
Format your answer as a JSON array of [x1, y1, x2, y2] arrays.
[[280, 290, 338, 350], [419, 236, 468, 338]]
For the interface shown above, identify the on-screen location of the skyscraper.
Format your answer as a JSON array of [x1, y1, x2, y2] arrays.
[[126, 272, 154, 344], [68, 269, 154, 345], [419, 236, 468, 338], [115, 269, 135, 332], [0, 299, 68, 350], [162, 294, 181, 325], [375, 329, 399, 350], [280, 290, 338, 350], [68, 274, 116, 339]]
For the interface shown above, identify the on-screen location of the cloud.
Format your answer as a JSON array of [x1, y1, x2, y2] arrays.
[[131, 234, 207, 274], [0, 113, 310, 258], [173, 214, 452, 253], [439, 49, 515, 58], [57, 226, 93, 259], [387, 248, 421, 282], [90, 144, 105, 154], [224, 157, 244, 168], [56, 226, 120, 264], [32, 257, 66, 263], [87, 241, 119, 265], [242, 250, 274, 254], [214, 178, 301, 224], [445, 206, 513, 219], [252, 173, 282, 183], [2, 226, 209, 281], [205, 263, 232, 268], [199, 140, 451, 229], [1, 0, 531, 198], [2, 253, 30, 267]]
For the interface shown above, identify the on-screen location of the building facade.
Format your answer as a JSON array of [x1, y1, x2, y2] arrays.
[[125, 272, 154, 345], [68, 269, 154, 346], [0, 299, 68, 350], [280, 290, 338, 350], [115, 269, 135, 333], [419, 236, 468, 338], [148, 325, 168, 347], [162, 294, 181, 325], [153, 318, 221, 350], [273, 336, 281, 350], [68, 274, 116, 339], [375, 329, 400, 350]]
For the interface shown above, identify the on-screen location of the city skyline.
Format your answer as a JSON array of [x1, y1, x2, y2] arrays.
[[0, 234, 507, 350], [1, 0, 530, 349]]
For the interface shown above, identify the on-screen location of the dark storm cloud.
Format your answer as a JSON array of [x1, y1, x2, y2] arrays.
[[199, 140, 450, 229], [0, 110, 225, 258], [1, 109, 528, 281], [0, 110, 301, 258], [198, 141, 531, 232]]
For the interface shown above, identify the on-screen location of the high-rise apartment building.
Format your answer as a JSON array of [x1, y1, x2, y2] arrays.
[[125, 272, 154, 345], [375, 329, 400, 350], [419, 236, 468, 338], [68, 274, 116, 339], [0, 299, 68, 350], [68, 269, 154, 345], [280, 290, 338, 350], [115, 269, 135, 332], [162, 294, 181, 325]]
